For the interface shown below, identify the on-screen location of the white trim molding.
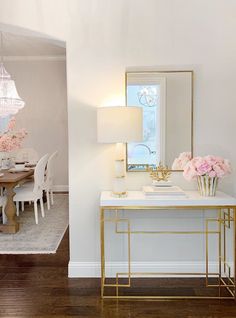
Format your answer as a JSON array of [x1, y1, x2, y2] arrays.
[[3, 55, 66, 61], [52, 185, 69, 192], [68, 261, 230, 278]]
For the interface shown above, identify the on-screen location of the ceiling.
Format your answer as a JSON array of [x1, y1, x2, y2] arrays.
[[0, 32, 66, 58]]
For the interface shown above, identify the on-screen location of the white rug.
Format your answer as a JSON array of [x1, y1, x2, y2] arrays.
[[0, 194, 68, 254]]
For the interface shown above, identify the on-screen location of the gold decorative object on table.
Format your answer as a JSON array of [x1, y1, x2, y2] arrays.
[[148, 162, 171, 182]]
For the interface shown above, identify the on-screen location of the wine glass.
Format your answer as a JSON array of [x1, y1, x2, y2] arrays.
[[22, 152, 29, 164]]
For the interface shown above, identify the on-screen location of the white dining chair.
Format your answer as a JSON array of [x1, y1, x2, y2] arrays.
[[43, 151, 58, 210], [1, 196, 7, 224], [14, 154, 49, 224]]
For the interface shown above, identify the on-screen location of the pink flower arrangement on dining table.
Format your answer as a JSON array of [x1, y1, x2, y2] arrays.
[[0, 117, 27, 152], [183, 155, 231, 181]]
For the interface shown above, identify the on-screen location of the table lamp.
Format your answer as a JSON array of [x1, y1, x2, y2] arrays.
[[97, 106, 143, 197]]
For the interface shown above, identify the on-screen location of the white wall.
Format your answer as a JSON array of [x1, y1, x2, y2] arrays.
[[5, 59, 68, 190], [0, 0, 236, 276]]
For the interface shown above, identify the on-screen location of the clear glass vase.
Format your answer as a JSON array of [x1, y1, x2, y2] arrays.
[[0, 152, 8, 169], [197, 176, 218, 196], [0, 151, 15, 169]]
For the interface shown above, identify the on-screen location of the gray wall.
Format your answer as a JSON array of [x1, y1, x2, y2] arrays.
[[5, 59, 68, 190]]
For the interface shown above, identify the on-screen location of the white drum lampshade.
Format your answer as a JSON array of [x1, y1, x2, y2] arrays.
[[97, 106, 143, 196], [97, 106, 143, 143]]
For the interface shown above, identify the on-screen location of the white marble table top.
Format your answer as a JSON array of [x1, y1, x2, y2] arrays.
[[100, 191, 236, 207]]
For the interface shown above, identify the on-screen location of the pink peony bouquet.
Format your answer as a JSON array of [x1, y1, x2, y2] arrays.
[[172, 152, 191, 170], [0, 117, 27, 152], [183, 155, 231, 181]]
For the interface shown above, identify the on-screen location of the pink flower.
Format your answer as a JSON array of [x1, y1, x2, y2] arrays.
[[183, 161, 197, 181], [179, 152, 191, 161], [172, 152, 191, 170], [223, 159, 232, 174], [0, 124, 27, 152], [172, 158, 182, 170], [213, 164, 225, 178], [205, 155, 218, 166], [195, 158, 212, 176], [208, 170, 217, 178], [7, 117, 16, 131]]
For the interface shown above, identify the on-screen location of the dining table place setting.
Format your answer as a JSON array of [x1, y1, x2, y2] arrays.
[[8, 165, 31, 173], [0, 162, 35, 175]]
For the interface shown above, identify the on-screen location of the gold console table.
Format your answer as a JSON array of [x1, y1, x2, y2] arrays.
[[100, 190, 236, 300]]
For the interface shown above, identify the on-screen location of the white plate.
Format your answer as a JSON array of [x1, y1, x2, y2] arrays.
[[0, 173, 4, 177], [9, 168, 31, 173]]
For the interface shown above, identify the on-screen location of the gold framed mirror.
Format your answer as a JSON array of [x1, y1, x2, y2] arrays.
[[126, 70, 193, 172]]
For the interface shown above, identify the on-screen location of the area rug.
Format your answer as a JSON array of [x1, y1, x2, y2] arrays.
[[0, 194, 68, 254]]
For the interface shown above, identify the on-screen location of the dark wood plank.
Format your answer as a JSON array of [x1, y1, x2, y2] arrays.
[[0, 229, 236, 317]]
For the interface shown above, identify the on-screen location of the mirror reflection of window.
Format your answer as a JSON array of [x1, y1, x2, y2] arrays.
[[126, 71, 193, 172], [127, 85, 159, 168], [126, 73, 166, 171]]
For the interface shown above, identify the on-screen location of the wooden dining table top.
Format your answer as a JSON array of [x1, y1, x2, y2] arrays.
[[0, 169, 34, 183]]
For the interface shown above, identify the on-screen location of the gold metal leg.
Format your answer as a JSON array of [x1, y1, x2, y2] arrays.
[[214, 209, 235, 297], [205, 216, 209, 287], [116, 273, 119, 298], [205, 215, 220, 288], [222, 208, 231, 274], [223, 210, 226, 273], [218, 209, 222, 298], [102, 210, 131, 296], [234, 208, 236, 301], [100, 208, 105, 298]]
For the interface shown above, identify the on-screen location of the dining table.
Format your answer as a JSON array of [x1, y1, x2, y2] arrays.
[[0, 169, 34, 234]]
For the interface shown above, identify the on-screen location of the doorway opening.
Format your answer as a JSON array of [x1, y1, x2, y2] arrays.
[[0, 24, 69, 255]]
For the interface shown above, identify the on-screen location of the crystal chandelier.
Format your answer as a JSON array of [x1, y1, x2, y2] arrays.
[[0, 33, 25, 117]]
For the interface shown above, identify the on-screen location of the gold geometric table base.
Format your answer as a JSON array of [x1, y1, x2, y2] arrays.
[[100, 206, 236, 300]]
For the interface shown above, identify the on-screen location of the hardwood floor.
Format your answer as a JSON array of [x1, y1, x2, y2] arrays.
[[0, 229, 236, 317]]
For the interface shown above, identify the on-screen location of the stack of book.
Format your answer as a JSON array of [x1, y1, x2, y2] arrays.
[[142, 185, 186, 197]]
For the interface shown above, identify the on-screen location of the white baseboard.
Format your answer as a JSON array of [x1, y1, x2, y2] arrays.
[[52, 185, 68, 192], [68, 261, 231, 278]]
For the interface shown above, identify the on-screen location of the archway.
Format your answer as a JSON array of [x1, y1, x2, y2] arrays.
[[0, 23, 69, 255]]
